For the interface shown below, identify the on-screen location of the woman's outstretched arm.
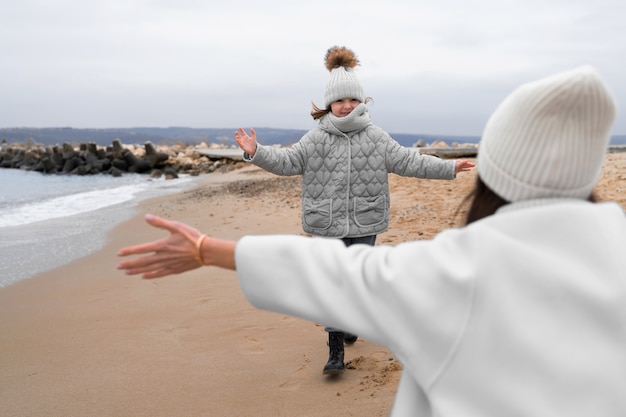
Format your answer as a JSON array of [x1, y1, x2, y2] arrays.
[[116, 214, 237, 279]]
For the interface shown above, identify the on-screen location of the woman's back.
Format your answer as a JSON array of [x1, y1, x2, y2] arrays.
[[424, 200, 626, 416]]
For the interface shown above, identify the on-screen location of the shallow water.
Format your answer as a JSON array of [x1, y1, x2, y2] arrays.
[[0, 169, 199, 288]]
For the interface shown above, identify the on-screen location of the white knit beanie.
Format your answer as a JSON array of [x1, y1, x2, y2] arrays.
[[323, 46, 365, 107], [477, 66, 616, 202]]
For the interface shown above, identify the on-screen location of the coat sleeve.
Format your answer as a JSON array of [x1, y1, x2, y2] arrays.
[[234, 231, 477, 389], [384, 134, 456, 180], [244, 137, 308, 176]]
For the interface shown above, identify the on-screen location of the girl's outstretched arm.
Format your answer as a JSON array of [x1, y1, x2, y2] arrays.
[[116, 214, 236, 279]]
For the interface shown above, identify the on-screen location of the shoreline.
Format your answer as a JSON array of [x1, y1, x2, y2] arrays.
[[0, 173, 199, 288], [0, 154, 623, 416], [0, 203, 138, 288]]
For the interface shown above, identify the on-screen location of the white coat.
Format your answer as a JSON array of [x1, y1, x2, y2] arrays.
[[235, 199, 626, 416]]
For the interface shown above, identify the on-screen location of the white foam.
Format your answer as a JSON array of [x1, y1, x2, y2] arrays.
[[0, 175, 196, 228]]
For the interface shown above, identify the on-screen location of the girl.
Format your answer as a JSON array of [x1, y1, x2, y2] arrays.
[[234, 46, 474, 374]]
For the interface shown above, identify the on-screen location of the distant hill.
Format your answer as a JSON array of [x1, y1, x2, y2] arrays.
[[0, 127, 304, 148], [1, 127, 624, 148]]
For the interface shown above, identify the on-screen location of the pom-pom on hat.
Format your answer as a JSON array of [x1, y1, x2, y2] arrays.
[[323, 46, 365, 107], [477, 66, 616, 202]]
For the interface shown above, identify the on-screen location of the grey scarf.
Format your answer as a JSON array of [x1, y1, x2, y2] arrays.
[[321, 103, 372, 136]]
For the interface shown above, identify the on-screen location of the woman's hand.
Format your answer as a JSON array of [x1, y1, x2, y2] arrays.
[[117, 214, 205, 279], [235, 128, 258, 157], [117, 214, 237, 279]]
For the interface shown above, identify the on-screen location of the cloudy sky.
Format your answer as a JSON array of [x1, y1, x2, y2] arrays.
[[2, 0, 625, 136]]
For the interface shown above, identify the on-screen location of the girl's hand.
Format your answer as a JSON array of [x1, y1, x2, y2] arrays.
[[455, 159, 475, 174], [235, 128, 258, 157]]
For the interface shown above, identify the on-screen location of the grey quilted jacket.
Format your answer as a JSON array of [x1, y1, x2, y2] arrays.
[[244, 104, 456, 238]]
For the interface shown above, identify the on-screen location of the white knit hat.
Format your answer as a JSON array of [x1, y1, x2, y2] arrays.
[[323, 46, 365, 107], [477, 66, 616, 202]]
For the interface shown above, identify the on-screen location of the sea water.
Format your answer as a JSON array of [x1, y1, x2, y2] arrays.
[[0, 169, 198, 288]]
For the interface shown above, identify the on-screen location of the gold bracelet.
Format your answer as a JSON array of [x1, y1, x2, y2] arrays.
[[195, 234, 208, 265]]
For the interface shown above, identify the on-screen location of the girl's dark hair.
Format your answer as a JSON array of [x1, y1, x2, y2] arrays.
[[463, 176, 598, 225], [310, 102, 329, 120]]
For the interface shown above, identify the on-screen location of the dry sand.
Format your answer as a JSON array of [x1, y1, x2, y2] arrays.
[[0, 152, 624, 417]]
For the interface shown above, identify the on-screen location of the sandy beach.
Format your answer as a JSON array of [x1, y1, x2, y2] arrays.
[[1, 152, 624, 417]]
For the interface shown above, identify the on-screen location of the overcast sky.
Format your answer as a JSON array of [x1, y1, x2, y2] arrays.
[[2, 0, 625, 136]]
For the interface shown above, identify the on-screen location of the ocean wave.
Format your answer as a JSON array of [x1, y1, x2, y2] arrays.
[[0, 172, 197, 228]]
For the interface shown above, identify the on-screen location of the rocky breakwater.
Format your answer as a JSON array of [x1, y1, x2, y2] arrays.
[[0, 139, 243, 178]]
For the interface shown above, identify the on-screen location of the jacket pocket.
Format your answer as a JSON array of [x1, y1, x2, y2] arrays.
[[303, 198, 333, 230], [353, 195, 386, 227]]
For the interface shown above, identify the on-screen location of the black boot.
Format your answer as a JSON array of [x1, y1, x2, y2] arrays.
[[323, 331, 345, 375], [343, 332, 358, 345]]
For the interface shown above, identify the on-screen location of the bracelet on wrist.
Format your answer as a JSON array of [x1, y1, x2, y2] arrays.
[[195, 234, 208, 266]]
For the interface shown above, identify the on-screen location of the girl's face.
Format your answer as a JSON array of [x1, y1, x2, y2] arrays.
[[330, 98, 360, 118]]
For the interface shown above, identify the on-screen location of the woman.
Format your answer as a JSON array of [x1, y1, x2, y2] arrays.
[[118, 66, 625, 416]]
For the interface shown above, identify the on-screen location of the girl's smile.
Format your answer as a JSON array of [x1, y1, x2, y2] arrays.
[[330, 98, 360, 117]]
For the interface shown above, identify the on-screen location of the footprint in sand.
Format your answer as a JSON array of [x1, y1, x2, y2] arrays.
[[347, 350, 392, 371], [242, 335, 264, 354], [279, 357, 312, 391], [347, 351, 401, 391]]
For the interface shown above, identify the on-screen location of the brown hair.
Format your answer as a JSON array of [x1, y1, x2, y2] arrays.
[[310, 101, 329, 120], [463, 176, 598, 225], [463, 177, 509, 224]]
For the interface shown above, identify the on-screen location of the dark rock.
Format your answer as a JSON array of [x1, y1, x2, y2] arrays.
[[35, 156, 59, 173], [62, 143, 77, 160], [144, 141, 169, 168], [62, 156, 80, 173], [110, 139, 125, 159], [122, 150, 151, 173], [111, 158, 128, 171], [51, 146, 64, 167], [164, 167, 179, 179], [0, 138, 241, 177], [92, 158, 111, 172], [72, 164, 89, 175]]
